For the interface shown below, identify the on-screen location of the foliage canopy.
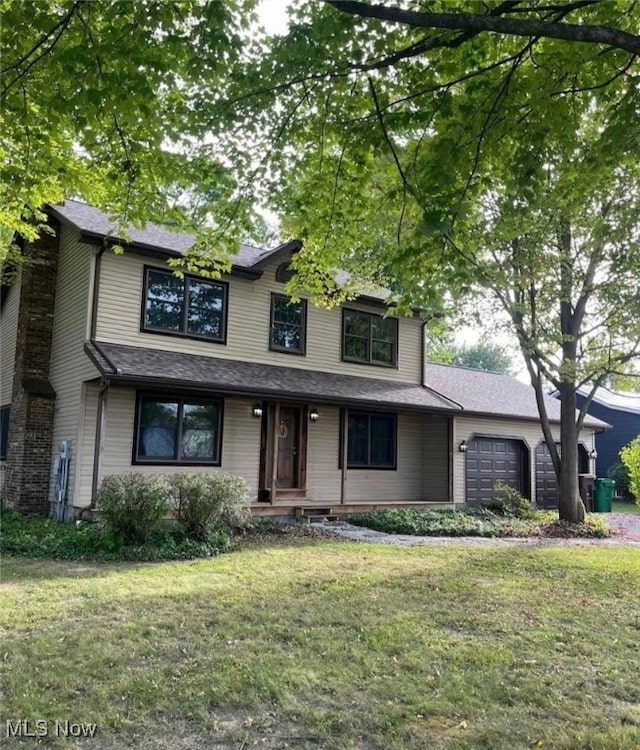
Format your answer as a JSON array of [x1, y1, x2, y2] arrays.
[[0, 0, 258, 265]]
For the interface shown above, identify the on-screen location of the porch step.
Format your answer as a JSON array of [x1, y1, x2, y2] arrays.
[[295, 507, 337, 521], [274, 488, 308, 500]]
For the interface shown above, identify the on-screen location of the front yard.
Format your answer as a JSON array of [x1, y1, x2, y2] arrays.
[[2, 537, 639, 749]]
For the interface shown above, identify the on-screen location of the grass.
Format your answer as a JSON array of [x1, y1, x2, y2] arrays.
[[613, 501, 640, 514], [2, 538, 639, 749]]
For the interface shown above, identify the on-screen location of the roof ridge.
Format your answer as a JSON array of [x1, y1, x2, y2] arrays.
[[425, 360, 508, 376]]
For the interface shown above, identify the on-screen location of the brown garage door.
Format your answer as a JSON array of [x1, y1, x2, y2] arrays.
[[536, 442, 559, 509], [466, 437, 525, 507], [535, 442, 590, 509]]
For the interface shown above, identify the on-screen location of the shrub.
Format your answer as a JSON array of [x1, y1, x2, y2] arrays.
[[96, 473, 172, 545], [0, 510, 234, 561], [487, 480, 535, 518], [620, 437, 640, 504], [348, 507, 549, 538], [170, 473, 251, 540], [608, 462, 631, 501]]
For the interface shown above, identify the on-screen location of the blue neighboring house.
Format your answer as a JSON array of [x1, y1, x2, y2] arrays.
[[574, 387, 640, 477]]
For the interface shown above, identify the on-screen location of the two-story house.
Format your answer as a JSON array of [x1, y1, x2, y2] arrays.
[[0, 200, 606, 519]]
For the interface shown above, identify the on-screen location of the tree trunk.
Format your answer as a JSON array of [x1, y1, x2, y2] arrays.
[[557, 385, 585, 523]]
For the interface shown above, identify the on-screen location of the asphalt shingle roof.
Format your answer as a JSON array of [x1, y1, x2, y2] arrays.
[[85, 342, 461, 412], [423, 362, 608, 428], [49, 199, 272, 267], [576, 385, 640, 415]]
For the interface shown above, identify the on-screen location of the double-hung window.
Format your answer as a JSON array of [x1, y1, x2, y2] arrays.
[[342, 309, 398, 367], [269, 294, 307, 355], [347, 412, 397, 469], [143, 267, 227, 342], [135, 396, 223, 465]]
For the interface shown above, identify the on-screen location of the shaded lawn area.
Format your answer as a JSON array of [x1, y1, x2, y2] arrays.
[[613, 501, 640, 514], [1, 539, 640, 750]]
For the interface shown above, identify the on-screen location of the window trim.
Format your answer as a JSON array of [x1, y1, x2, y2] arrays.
[[269, 293, 307, 356], [345, 410, 398, 471], [140, 265, 229, 344], [133, 393, 224, 466], [341, 308, 398, 368]]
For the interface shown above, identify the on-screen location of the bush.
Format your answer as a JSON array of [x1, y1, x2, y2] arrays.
[[0, 511, 234, 561], [170, 473, 251, 541], [347, 507, 611, 539], [96, 473, 172, 545], [487, 480, 535, 518], [620, 436, 640, 504], [348, 507, 551, 538], [608, 462, 631, 501]]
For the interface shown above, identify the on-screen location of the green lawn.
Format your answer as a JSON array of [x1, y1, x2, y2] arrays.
[[613, 501, 640, 514], [2, 538, 640, 749]]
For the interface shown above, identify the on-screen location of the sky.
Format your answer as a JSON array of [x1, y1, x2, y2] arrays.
[[257, 0, 291, 35]]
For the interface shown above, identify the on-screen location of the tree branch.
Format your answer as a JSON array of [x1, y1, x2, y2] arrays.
[[326, 1, 640, 55]]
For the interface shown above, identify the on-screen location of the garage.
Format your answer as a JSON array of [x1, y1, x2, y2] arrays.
[[535, 442, 560, 509], [535, 442, 590, 509], [466, 437, 527, 507]]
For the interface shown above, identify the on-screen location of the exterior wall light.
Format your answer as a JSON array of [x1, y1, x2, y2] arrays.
[[459, 440, 468, 453], [309, 409, 319, 422], [252, 405, 263, 419], [589, 448, 598, 460]]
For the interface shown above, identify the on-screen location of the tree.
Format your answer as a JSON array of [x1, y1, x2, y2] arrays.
[[212, 1, 640, 521], [0, 0, 259, 267], [620, 437, 640, 505], [427, 339, 514, 375]]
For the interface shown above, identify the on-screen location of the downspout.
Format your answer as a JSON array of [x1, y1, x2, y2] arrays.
[[90, 379, 109, 508], [90, 241, 107, 340], [421, 321, 427, 386], [89, 241, 108, 509]]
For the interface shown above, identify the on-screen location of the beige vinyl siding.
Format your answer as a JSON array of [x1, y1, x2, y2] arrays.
[[76, 388, 262, 509], [452, 416, 597, 504], [0, 271, 21, 405], [48, 226, 98, 508], [95, 252, 423, 384], [74, 382, 100, 509], [344, 413, 426, 503], [306, 407, 342, 503], [75, 392, 452, 509]]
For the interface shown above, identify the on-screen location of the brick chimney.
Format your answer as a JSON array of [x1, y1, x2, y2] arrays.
[[4, 224, 60, 515]]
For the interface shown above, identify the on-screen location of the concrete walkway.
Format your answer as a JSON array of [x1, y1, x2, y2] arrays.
[[317, 512, 640, 547]]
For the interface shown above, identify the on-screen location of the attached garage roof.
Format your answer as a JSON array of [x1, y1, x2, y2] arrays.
[[85, 342, 461, 412], [423, 362, 608, 428]]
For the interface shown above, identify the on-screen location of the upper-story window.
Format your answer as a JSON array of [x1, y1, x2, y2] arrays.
[[142, 267, 227, 343], [342, 309, 398, 367], [270, 293, 307, 355]]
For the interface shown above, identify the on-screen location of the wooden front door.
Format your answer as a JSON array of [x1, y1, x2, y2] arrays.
[[276, 406, 301, 488]]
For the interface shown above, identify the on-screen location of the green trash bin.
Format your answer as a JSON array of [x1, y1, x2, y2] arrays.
[[593, 478, 615, 513]]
